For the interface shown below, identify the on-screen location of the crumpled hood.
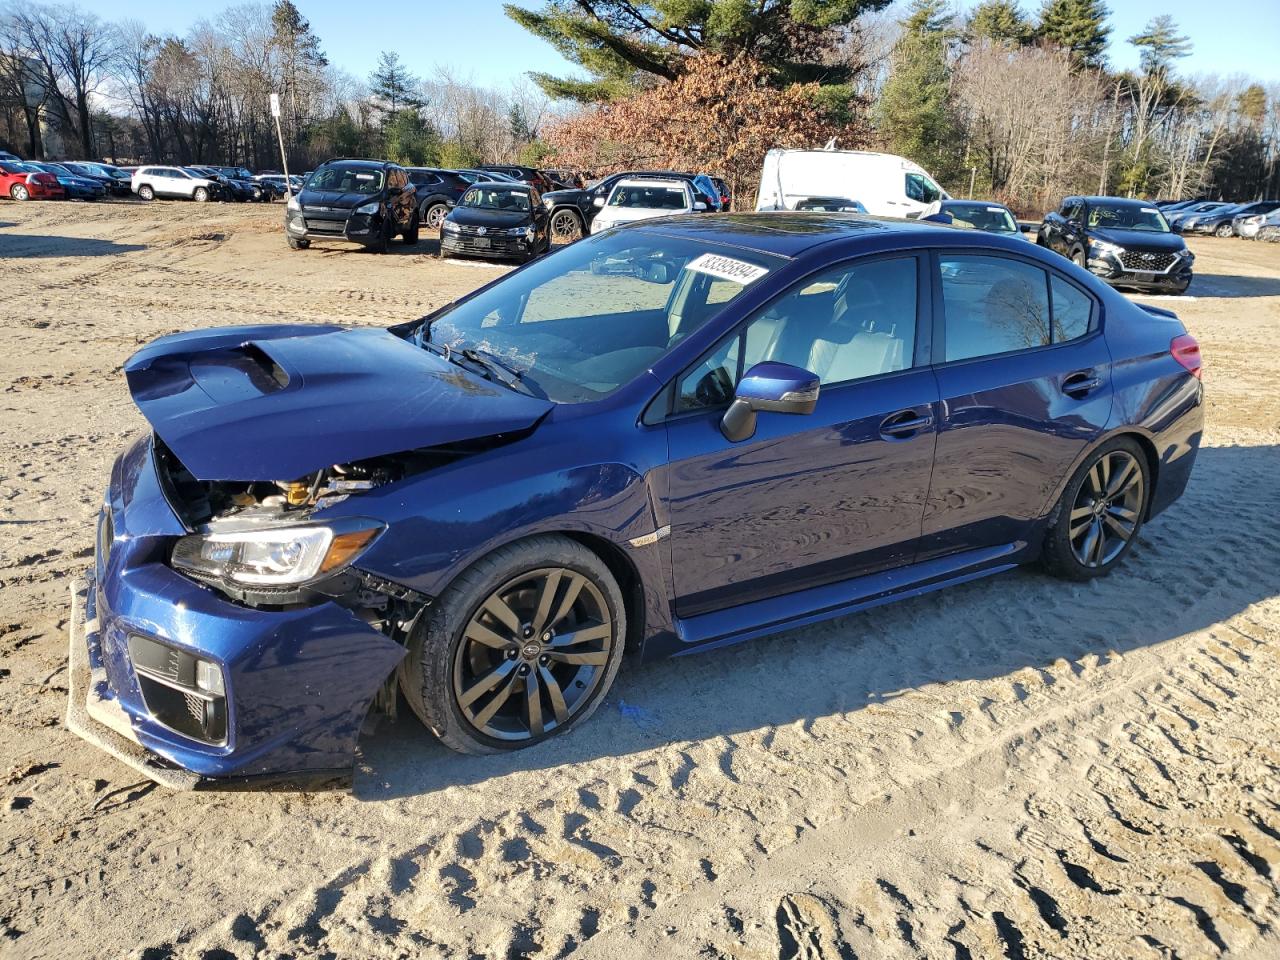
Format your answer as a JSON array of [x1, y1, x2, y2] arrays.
[[1089, 227, 1186, 252], [124, 325, 553, 481]]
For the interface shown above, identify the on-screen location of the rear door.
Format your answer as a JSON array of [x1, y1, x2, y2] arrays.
[[920, 251, 1111, 560], [663, 253, 940, 617]]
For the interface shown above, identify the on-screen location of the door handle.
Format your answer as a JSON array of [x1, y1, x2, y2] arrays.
[[1062, 371, 1102, 397], [879, 410, 934, 438]]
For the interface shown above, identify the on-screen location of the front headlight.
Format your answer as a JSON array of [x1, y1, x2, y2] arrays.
[[287, 195, 301, 211], [1089, 239, 1122, 257], [171, 523, 380, 587], [354, 201, 380, 215], [505, 225, 535, 237], [442, 220, 461, 233]]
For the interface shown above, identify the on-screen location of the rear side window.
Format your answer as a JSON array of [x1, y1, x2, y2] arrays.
[[941, 256, 1050, 361]]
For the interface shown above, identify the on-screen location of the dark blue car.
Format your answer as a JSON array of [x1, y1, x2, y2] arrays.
[[70, 213, 1203, 786]]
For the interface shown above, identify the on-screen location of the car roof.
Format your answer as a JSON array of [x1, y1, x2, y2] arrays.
[[1076, 196, 1158, 207], [318, 158, 392, 169], [942, 199, 1011, 209], [465, 180, 531, 191], [613, 178, 691, 189], [626, 212, 995, 258]]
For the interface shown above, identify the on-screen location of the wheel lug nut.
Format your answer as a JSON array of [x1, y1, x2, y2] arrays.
[[541, 631, 552, 642], [539, 655, 549, 665], [519, 665, 530, 676]]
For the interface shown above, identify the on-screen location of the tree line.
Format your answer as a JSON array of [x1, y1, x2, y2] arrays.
[[516, 0, 1280, 212], [0, 1, 550, 170]]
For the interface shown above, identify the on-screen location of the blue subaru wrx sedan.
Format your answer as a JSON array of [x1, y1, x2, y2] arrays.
[[69, 214, 1203, 785]]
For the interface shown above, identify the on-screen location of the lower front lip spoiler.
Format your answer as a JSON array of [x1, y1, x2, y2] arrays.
[[65, 577, 202, 790]]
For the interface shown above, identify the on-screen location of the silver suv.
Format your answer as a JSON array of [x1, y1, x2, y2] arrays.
[[132, 165, 220, 202]]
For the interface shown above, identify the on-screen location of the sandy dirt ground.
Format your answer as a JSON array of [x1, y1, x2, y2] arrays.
[[1, 201, 1279, 960]]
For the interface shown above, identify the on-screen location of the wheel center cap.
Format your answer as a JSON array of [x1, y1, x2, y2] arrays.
[[521, 642, 542, 661], [1094, 501, 1106, 516]]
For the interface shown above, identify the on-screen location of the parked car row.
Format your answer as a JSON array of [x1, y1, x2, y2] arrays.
[[1156, 197, 1280, 237]]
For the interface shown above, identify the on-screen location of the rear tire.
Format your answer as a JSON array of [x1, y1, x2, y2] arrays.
[[399, 535, 626, 755], [1215, 223, 1233, 238], [550, 208, 583, 243], [423, 202, 449, 231], [286, 236, 309, 250], [1042, 437, 1150, 581], [10, 183, 29, 201]]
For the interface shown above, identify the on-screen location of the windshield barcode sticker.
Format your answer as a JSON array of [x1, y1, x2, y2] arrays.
[[687, 253, 769, 284], [1141, 207, 1159, 214]]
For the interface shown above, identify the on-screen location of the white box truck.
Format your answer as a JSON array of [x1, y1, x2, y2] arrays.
[[755, 148, 950, 218]]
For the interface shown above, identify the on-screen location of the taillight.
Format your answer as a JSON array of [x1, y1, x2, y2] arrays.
[[1170, 334, 1201, 379]]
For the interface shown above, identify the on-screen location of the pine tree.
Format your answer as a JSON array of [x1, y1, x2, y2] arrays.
[[1038, 0, 1111, 68], [874, 0, 960, 181], [503, 0, 894, 102], [968, 0, 1034, 46], [1127, 15, 1190, 79], [369, 51, 422, 118]]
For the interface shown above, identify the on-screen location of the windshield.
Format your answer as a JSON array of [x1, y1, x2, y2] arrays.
[[944, 203, 1018, 233], [306, 164, 384, 194], [1087, 203, 1169, 233], [461, 187, 531, 212], [608, 183, 689, 210], [418, 231, 780, 403]]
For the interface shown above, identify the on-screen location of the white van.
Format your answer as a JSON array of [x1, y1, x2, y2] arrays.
[[755, 148, 949, 218]]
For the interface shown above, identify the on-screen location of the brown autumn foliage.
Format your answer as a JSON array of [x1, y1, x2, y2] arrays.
[[544, 55, 869, 209]]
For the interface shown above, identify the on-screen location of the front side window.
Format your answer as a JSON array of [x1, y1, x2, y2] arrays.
[[941, 256, 1050, 361], [421, 233, 780, 403], [676, 256, 919, 411], [905, 173, 941, 204]]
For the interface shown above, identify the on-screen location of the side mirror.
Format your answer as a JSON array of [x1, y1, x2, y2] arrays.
[[592, 196, 605, 208], [1019, 221, 1035, 233], [387, 185, 402, 196], [720, 362, 820, 442], [693, 201, 708, 212]]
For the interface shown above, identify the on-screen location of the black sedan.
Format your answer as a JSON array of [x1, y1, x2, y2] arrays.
[[440, 182, 550, 263], [1038, 196, 1192, 294]]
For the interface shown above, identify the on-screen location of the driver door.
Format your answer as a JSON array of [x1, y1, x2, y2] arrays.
[[662, 254, 940, 618]]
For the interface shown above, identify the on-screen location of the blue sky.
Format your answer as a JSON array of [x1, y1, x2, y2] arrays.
[[86, 0, 1280, 88]]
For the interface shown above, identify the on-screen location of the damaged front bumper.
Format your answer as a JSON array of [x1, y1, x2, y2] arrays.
[[66, 437, 408, 788], [284, 209, 385, 246]]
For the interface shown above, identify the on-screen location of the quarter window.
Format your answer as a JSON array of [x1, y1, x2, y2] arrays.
[[941, 256, 1050, 361], [1050, 275, 1092, 342]]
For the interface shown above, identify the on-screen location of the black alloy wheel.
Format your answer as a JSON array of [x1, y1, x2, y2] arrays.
[[550, 208, 583, 243], [399, 535, 625, 754], [1042, 438, 1149, 580]]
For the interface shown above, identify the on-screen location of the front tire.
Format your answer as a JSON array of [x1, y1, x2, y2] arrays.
[[286, 236, 309, 250], [137, 184, 154, 201], [1042, 438, 1150, 581], [10, 183, 29, 201], [550, 208, 584, 244], [193, 187, 209, 202], [399, 535, 626, 754]]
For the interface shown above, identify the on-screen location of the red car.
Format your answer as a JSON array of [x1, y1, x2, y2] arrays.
[[0, 160, 64, 200]]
